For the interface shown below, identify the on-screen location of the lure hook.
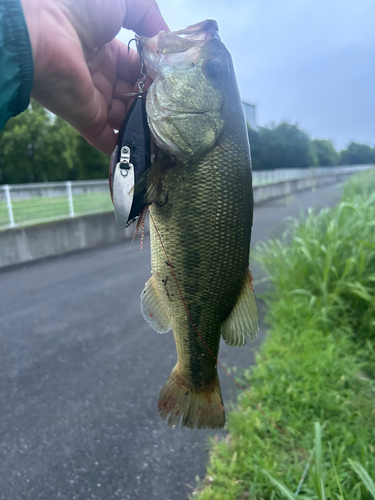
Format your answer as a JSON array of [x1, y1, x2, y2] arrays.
[[127, 37, 137, 54], [128, 38, 138, 54], [127, 36, 147, 94]]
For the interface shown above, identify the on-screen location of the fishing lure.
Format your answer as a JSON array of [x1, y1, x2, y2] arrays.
[[109, 39, 151, 228]]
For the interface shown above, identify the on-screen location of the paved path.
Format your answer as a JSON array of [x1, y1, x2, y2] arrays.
[[0, 184, 343, 500]]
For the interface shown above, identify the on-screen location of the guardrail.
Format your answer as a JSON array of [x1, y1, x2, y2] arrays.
[[0, 165, 372, 230]]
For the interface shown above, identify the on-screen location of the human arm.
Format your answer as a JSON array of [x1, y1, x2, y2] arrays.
[[0, 0, 168, 154], [0, 0, 33, 131]]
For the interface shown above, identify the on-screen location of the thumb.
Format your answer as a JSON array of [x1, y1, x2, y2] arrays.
[[122, 0, 169, 37]]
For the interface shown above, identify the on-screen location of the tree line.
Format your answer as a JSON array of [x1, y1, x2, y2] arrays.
[[248, 122, 375, 170], [0, 100, 374, 184]]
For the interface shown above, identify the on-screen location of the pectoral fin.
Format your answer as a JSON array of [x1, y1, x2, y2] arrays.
[[132, 161, 162, 205], [133, 153, 173, 205], [141, 276, 172, 333], [221, 269, 259, 346]]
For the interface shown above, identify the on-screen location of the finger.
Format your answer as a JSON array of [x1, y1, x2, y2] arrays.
[[91, 70, 113, 110], [116, 39, 142, 83], [87, 42, 118, 85], [82, 123, 116, 156], [107, 99, 127, 130], [122, 0, 169, 37], [71, 86, 116, 155], [71, 1, 126, 48], [113, 79, 137, 102]]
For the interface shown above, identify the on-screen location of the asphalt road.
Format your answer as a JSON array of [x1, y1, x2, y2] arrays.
[[0, 184, 343, 500]]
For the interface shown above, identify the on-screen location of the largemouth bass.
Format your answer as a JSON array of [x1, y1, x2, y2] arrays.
[[140, 20, 258, 429]]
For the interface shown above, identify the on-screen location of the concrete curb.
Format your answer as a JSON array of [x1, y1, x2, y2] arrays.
[[0, 212, 131, 268], [0, 172, 353, 268]]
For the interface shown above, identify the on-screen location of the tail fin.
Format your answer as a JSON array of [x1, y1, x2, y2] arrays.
[[158, 368, 225, 430]]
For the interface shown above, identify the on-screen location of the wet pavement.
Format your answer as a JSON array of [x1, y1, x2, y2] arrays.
[[0, 184, 343, 499]]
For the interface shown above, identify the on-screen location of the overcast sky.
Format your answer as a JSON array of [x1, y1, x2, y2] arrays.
[[117, 0, 375, 150]]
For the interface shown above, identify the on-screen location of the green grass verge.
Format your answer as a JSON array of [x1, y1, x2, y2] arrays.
[[0, 192, 112, 228], [196, 169, 375, 499]]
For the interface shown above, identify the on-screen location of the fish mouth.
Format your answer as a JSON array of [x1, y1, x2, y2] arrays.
[[141, 20, 225, 159], [170, 19, 219, 40], [141, 20, 220, 79]]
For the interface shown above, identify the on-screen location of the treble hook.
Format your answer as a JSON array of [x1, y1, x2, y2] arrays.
[[127, 36, 147, 93], [127, 37, 137, 54]]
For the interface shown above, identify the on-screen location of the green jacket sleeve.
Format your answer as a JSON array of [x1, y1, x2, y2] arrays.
[[0, 0, 33, 131]]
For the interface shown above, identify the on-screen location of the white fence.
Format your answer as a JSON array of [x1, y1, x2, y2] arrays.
[[251, 165, 371, 186], [0, 180, 112, 230], [0, 165, 372, 230]]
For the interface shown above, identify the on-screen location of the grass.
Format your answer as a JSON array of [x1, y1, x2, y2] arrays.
[[196, 169, 375, 499], [262, 423, 375, 499], [0, 192, 113, 228]]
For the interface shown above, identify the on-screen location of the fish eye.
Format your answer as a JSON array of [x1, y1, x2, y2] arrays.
[[203, 58, 223, 79]]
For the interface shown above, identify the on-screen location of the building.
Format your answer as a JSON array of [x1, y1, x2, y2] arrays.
[[242, 101, 257, 130]]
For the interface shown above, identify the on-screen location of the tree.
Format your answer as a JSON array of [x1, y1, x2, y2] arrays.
[[75, 135, 110, 180], [0, 101, 80, 183], [0, 99, 111, 183], [42, 116, 81, 181], [338, 142, 375, 165], [247, 126, 263, 171], [0, 101, 51, 183], [248, 122, 316, 170], [310, 139, 339, 166]]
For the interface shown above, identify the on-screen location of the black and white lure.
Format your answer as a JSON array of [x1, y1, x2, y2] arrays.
[[109, 38, 151, 228]]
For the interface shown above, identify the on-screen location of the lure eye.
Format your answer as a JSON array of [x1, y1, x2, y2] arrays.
[[204, 58, 223, 79]]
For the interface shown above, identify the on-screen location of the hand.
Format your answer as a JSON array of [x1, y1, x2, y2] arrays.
[[20, 0, 168, 154]]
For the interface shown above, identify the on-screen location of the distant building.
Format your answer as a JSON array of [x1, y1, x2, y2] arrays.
[[242, 101, 257, 130]]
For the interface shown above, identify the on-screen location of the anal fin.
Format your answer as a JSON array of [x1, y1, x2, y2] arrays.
[[141, 276, 172, 333], [221, 268, 259, 346]]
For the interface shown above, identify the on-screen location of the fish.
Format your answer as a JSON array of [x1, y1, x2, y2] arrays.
[[139, 20, 258, 430]]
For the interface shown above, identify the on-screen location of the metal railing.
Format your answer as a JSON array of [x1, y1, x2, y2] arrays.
[[0, 180, 112, 230], [0, 165, 372, 230]]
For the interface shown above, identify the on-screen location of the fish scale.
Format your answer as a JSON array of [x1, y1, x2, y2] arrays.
[[149, 136, 252, 395], [140, 20, 258, 429]]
